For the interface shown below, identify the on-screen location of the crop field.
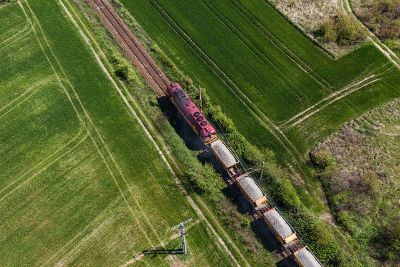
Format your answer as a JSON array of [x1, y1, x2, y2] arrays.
[[119, 0, 400, 159], [0, 1, 238, 266]]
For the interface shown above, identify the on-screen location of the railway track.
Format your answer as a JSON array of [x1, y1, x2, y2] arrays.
[[87, 1, 322, 266], [88, 0, 170, 96]]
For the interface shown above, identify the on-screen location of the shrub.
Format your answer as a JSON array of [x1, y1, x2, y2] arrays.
[[114, 63, 129, 80], [373, 218, 400, 262], [188, 163, 224, 198], [309, 149, 336, 172], [317, 15, 364, 46], [292, 210, 344, 266], [359, 0, 400, 40], [269, 177, 302, 211]]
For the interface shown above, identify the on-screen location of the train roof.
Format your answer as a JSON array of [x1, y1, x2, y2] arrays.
[[263, 208, 295, 240], [210, 140, 238, 169], [237, 175, 264, 202], [294, 247, 322, 267], [167, 83, 217, 141]]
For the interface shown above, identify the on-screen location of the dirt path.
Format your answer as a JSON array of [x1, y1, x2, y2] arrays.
[[341, 0, 400, 70]]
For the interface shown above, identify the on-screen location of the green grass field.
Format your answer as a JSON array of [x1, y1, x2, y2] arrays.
[[119, 0, 400, 160], [0, 1, 238, 265]]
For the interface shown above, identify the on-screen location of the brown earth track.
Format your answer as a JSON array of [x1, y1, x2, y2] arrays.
[[88, 0, 170, 96]]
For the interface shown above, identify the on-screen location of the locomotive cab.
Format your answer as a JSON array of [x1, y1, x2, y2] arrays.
[[167, 83, 218, 145]]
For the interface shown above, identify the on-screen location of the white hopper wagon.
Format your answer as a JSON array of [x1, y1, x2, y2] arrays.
[[236, 174, 267, 208], [263, 208, 297, 246], [210, 140, 239, 177], [294, 247, 322, 267]]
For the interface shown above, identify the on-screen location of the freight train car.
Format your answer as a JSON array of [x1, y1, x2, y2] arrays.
[[263, 208, 297, 246], [294, 247, 322, 267], [236, 174, 267, 208], [167, 83, 217, 144], [210, 140, 240, 177], [166, 81, 322, 265]]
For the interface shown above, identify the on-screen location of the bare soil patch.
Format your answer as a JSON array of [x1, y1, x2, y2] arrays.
[[268, 0, 359, 55], [312, 98, 400, 262]]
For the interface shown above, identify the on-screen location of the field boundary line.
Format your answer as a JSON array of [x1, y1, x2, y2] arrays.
[[208, 0, 376, 127], [0, 132, 88, 204], [230, 0, 335, 92], [149, 0, 301, 159], [20, 0, 157, 248], [199, 0, 309, 102], [290, 78, 381, 129], [231, 0, 374, 119], [0, 77, 58, 120], [283, 64, 394, 128], [63, 1, 245, 265], [341, 0, 400, 69]]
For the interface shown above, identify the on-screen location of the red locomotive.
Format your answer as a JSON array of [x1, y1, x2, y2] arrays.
[[167, 83, 217, 144]]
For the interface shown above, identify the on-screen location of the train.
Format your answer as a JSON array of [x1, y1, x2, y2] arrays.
[[167, 83, 218, 144], [167, 83, 322, 267]]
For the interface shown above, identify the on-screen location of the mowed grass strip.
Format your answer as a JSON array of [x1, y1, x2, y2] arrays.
[[0, 1, 237, 266], [120, 0, 400, 155]]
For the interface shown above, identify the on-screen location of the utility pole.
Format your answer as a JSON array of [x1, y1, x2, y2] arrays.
[[259, 161, 265, 184], [172, 218, 192, 255], [199, 86, 203, 109]]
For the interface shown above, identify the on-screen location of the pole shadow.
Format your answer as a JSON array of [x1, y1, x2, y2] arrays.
[[143, 248, 184, 255]]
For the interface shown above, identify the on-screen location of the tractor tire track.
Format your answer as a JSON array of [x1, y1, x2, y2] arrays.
[[149, 0, 301, 159], [21, 0, 158, 249], [232, 0, 335, 91], [283, 63, 394, 128], [199, 0, 309, 103], [0, 130, 88, 204], [0, 77, 58, 120], [0, 21, 31, 46], [289, 77, 380, 128], [341, 0, 400, 69]]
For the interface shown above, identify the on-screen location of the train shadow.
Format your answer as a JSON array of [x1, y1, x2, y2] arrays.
[[157, 96, 205, 151], [157, 96, 292, 264], [197, 148, 228, 177], [251, 218, 282, 253], [221, 185, 282, 254], [277, 257, 298, 267]]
